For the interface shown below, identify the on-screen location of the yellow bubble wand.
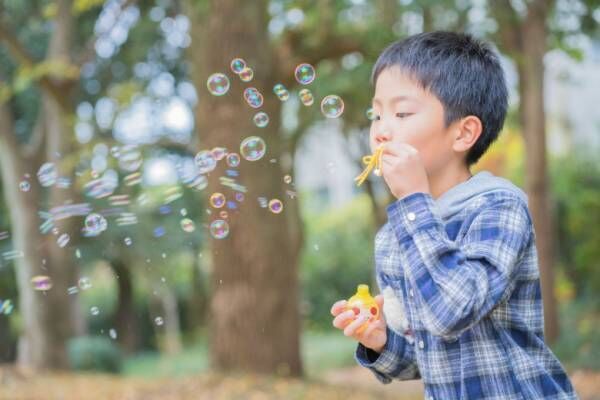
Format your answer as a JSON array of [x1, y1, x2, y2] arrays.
[[354, 144, 385, 186]]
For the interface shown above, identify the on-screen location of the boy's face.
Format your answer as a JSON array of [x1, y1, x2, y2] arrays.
[[370, 67, 458, 176]]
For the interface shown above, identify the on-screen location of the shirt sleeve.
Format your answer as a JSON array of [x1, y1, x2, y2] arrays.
[[354, 325, 421, 383], [386, 191, 532, 338]]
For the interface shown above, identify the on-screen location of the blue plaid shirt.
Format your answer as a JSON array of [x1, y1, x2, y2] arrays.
[[355, 191, 577, 399]]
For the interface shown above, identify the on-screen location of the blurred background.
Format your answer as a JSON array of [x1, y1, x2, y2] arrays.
[[0, 0, 599, 399]]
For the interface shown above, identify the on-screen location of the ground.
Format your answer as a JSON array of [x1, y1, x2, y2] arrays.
[[0, 366, 598, 399]]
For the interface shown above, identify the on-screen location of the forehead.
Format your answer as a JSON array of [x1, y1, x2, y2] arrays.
[[372, 67, 429, 105]]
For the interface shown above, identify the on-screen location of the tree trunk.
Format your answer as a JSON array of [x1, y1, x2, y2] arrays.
[[517, 3, 559, 343], [157, 286, 182, 355], [110, 258, 138, 353], [0, 0, 79, 369], [187, 0, 303, 376]]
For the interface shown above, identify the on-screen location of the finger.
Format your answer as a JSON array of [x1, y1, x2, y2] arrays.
[[361, 319, 380, 337], [330, 300, 347, 316], [333, 309, 356, 329], [344, 315, 368, 337]]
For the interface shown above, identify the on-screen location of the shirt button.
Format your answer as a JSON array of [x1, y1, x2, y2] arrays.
[[418, 340, 425, 349], [407, 212, 416, 221]]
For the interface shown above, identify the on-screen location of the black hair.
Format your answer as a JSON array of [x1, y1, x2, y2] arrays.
[[372, 31, 508, 165]]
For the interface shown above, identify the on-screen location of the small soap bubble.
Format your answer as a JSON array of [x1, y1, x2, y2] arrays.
[[84, 213, 107, 236], [238, 67, 254, 82], [57, 233, 70, 248], [90, 306, 100, 316], [226, 153, 241, 167], [206, 73, 230, 96], [258, 197, 268, 208], [294, 63, 316, 85], [180, 218, 195, 232], [118, 145, 143, 172], [194, 150, 217, 174], [320, 95, 345, 118], [124, 237, 132, 246], [299, 89, 314, 106], [180, 208, 188, 216], [273, 84, 290, 101], [366, 107, 375, 121], [211, 147, 227, 161], [78, 277, 92, 290], [240, 136, 266, 161], [235, 192, 245, 202], [268, 199, 283, 214], [210, 219, 229, 239], [253, 112, 269, 128], [52, 227, 60, 235], [31, 275, 53, 291], [19, 180, 31, 192], [153, 226, 165, 238], [243, 87, 264, 108], [155, 317, 164, 326], [219, 210, 228, 219], [210, 192, 226, 208], [230, 58, 246, 74], [109, 329, 118, 340], [75, 249, 81, 258], [67, 286, 79, 295], [37, 162, 58, 187]]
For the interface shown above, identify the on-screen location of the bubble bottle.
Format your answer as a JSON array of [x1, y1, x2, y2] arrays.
[[346, 284, 380, 334]]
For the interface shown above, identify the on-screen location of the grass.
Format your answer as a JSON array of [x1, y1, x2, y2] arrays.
[[123, 330, 357, 378]]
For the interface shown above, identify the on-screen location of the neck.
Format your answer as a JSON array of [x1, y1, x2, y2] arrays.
[[428, 163, 472, 200]]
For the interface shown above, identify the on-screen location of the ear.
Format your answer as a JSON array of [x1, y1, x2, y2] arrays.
[[452, 115, 482, 153]]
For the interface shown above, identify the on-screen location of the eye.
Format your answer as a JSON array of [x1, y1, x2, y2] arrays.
[[396, 112, 411, 119]]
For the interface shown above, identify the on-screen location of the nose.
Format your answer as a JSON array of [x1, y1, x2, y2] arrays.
[[374, 124, 392, 144]]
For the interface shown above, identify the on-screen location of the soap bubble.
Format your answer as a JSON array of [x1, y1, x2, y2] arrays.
[[57, 233, 70, 248], [31, 275, 53, 291], [320, 95, 345, 118], [258, 197, 268, 208], [268, 199, 283, 214], [19, 181, 31, 192], [210, 219, 229, 239], [273, 84, 289, 101], [124, 237, 132, 246], [219, 210, 228, 219], [226, 153, 241, 167], [240, 136, 266, 161], [243, 87, 264, 108], [118, 145, 142, 172], [194, 150, 217, 174], [239, 67, 254, 82], [253, 112, 269, 128], [207, 73, 230, 96], [299, 89, 314, 106], [211, 147, 227, 161], [155, 317, 164, 326], [210, 192, 226, 208], [294, 63, 316, 85], [84, 213, 107, 236], [90, 306, 100, 316], [235, 192, 244, 202], [283, 175, 292, 184], [78, 277, 92, 290], [37, 162, 57, 187], [109, 329, 118, 340], [180, 218, 195, 232], [366, 107, 375, 121], [230, 58, 246, 74]]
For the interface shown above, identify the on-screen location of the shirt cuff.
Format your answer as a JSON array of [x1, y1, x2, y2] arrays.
[[386, 192, 439, 238], [354, 326, 408, 384]]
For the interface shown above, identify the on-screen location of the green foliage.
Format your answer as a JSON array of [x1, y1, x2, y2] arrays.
[[552, 153, 600, 299], [68, 335, 123, 373], [300, 194, 375, 330]]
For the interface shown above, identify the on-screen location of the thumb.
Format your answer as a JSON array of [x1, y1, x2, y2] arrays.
[[374, 294, 384, 309]]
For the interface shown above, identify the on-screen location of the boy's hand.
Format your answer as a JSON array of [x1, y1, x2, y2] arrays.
[[380, 143, 430, 199], [330, 295, 387, 354]]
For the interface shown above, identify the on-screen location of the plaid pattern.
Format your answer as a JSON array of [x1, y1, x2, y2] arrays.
[[355, 191, 577, 399]]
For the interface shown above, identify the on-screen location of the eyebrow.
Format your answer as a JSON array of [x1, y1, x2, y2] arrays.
[[372, 95, 414, 106]]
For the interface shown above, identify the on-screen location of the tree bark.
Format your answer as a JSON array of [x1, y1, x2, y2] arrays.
[[187, 0, 303, 376], [110, 258, 138, 354], [516, 2, 559, 343], [0, 0, 79, 369]]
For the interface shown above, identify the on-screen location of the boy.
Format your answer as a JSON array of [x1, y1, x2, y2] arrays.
[[330, 31, 577, 399]]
